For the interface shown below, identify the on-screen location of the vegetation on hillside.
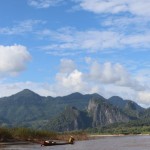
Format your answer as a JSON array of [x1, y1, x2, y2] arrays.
[[86, 118, 150, 135], [0, 89, 150, 134]]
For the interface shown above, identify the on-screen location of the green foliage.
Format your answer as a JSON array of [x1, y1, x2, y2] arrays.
[[86, 119, 150, 135], [45, 106, 92, 132], [0, 127, 57, 141], [0, 126, 88, 142], [0, 90, 96, 128], [10, 127, 57, 140], [0, 127, 12, 140], [0, 89, 150, 133]]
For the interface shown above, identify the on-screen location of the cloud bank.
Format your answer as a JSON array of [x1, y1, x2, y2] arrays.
[[1, 59, 149, 107]]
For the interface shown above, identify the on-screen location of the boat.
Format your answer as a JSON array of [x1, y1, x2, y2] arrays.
[[41, 136, 75, 146]]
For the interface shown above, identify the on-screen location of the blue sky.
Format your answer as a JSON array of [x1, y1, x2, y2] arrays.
[[0, 0, 150, 107]]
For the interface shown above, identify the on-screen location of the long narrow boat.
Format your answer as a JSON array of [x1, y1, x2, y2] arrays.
[[41, 136, 75, 146]]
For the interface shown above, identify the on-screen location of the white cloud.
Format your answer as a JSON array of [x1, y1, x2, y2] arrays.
[[29, 1, 150, 55], [60, 59, 76, 73], [0, 20, 44, 35], [0, 45, 31, 76], [54, 59, 148, 98], [0, 81, 56, 97], [40, 28, 122, 53], [89, 61, 121, 83], [28, 0, 62, 8], [137, 91, 150, 106], [75, 0, 150, 17], [121, 33, 150, 48], [56, 69, 86, 91], [40, 27, 150, 55], [0, 59, 149, 107], [101, 16, 150, 34], [87, 61, 145, 91]]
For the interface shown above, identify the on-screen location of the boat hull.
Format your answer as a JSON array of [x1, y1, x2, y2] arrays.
[[41, 136, 75, 146], [42, 142, 73, 146]]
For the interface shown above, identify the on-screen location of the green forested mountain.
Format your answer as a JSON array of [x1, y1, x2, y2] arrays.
[[0, 89, 101, 128], [87, 98, 130, 127], [45, 106, 91, 131], [0, 89, 149, 131], [108, 96, 144, 118]]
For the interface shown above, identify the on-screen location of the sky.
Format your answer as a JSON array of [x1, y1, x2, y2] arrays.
[[0, 0, 150, 107]]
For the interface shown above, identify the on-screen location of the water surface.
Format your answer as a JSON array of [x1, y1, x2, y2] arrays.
[[1, 135, 150, 150]]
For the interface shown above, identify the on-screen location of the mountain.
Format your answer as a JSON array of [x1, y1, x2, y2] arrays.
[[53, 92, 104, 110], [140, 108, 150, 119], [0, 89, 102, 128], [45, 98, 133, 131], [0, 89, 46, 126], [45, 106, 91, 131], [108, 96, 145, 118], [108, 96, 126, 109], [88, 98, 130, 127], [108, 96, 144, 111], [0, 89, 148, 131]]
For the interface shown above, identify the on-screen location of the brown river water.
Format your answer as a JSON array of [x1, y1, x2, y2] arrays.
[[1, 135, 150, 150]]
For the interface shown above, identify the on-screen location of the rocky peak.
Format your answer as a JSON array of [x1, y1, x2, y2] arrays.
[[88, 98, 130, 127]]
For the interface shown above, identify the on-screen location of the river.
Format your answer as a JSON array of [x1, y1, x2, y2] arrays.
[[1, 135, 150, 150]]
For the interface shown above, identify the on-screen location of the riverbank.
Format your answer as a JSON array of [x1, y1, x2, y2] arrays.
[[88, 133, 150, 139], [1, 133, 150, 147], [89, 134, 124, 137], [2, 134, 150, 150], [1, 126, 150, 146], [0, 127, 88, 146], [0, 134, 87, 146]]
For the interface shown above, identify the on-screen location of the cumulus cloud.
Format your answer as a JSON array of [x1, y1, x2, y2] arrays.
[[0, 59, 149, 107], [75, 0, 150, 17], [59, 59, 76, 73], [56, 69, 86, 91], [28, 0, 62, 8], [54, 59, 147, 95], [87, 61, 146, 91], [53, 59, 85, 93], [57, 59, 150, 105], [89, 61, 121, 83], [137, 91, 150, 106], [0, 45, 31, 76]]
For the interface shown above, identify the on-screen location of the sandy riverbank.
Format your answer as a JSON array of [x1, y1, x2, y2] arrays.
[[89, 134, 124, 137], [88, 134, 150, 139], [88, 134, 125, 139]]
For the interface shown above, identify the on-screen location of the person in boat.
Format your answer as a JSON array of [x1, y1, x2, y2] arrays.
[[68, 136, 74, 144], [41, 136, 75, 146]]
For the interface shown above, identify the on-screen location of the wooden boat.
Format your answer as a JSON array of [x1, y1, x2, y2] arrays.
[[41, 136, 75, 146]]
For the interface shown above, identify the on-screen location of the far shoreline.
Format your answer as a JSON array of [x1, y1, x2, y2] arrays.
[[88, 133, 150, 139], [1, 134, 150, 147]]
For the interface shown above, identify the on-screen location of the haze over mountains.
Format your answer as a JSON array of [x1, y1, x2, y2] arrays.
[[0, 89, 149, 131]]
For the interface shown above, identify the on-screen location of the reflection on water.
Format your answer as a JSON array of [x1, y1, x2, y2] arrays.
[[1, 135, 150, 150]]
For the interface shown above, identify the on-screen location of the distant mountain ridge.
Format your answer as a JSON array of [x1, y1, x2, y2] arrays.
[[108, 96, 144, 111], [108, 96, 144, 118], [0, 89, 102, 128], [0, 89, 148, 131]]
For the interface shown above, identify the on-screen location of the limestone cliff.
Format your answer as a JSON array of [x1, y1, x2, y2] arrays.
[[88, 98, 130, 127]]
